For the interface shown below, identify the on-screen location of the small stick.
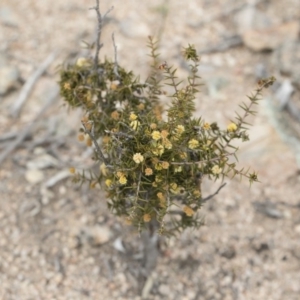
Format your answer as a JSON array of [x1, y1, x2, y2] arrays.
[[10, 51, 58, 118], [0, 131, 18, 142], [90, 0, 113, 70], [112, 32, 120, 79], [82, 122, 108, 165], [0, 87, 59, 166], [202, 182, 227, 203]]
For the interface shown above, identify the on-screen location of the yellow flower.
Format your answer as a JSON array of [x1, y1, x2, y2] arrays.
[[145, 168, 153, 176], [100, 163, 108, 176], [110, 80, 120, 90], [152, 145, 164, 156], [170, 182, 179, 194], [188, 139, 199, 149], [63, 82, 71, 90], [211, 165, 222, 175], [76, 57, 90, 67], [150, 123, 157, 129], [183, 206, 194, 217], [105, 179, 112, 187], [129, 112, 138, 121], [161, 161, 169, 169], [162, 138, 172, 149], [193, 190, 201, 197], [161, 130, 169, 139], [203, 122, 211, 130], [227, 122, 237, 132], [116, 171, 124, 178], [155, 175, 163, 183], [179, 152, 187, 159], [157, 192, 165, 200], [111, 110, 120, 120], [119, 175, 127, 185], [157, 190, 167, 207], [143, 214, 151, 222], [152, 130, 161, 140], [77, 133, 85, 142], [130, 120, 140, 130], [176, 125, 185, 134], [155, 163, 163, 170], [69, 167, 76, 174], [133, 153, 144, 164], [138, 103, 145, 110], [174, 166, 182, 173]]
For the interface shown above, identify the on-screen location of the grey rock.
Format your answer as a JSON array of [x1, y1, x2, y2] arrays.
[[206, 77, 229, 98], [26, 154, 59, 170], [243, 21, 300, 52], [119, 18, 150, 38], [275, 80, 294, 109], [253, 201, 283, 219], [78, 225, 113, 247], [25, 169, 45, 184], [254, 63, 268, 79], [274, 41, 300, 89], [0, 64, 20, 95], [0, 6, 18, 27], [235, 5, 271, 34]]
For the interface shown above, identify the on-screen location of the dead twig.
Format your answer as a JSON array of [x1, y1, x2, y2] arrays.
[[0, 131, 18, 142], [90, 0, 113, 70], [10, 51, 58, 118], [111, 32, 120, 79], [0, 87, 59, 166], [81, 122, 108, 165], [199, 35, 243, 54], [202, 182, 227, 203]]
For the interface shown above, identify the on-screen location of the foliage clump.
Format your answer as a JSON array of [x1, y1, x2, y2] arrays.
[[60, 32, 275, 235]]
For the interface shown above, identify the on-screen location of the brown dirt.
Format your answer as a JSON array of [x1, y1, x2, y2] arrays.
[[1, 0, 300, 299]]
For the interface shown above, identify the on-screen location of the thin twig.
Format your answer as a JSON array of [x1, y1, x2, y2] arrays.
[[158, 152, 234, 165], [10, 51, 58, 118], [0, 131, 18, 142], [0, 87, 59, 166], [112, 33, 120, 79], [199, 35, 243, 54], [202, 182, 227, 203], [134, 171, 142, 205], [82, 122, 108, 165], [90, 0, 113, 70]]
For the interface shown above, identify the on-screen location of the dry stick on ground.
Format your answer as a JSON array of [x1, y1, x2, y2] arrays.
[[0, 87, 59, 166], [10, 51, 58, 118]]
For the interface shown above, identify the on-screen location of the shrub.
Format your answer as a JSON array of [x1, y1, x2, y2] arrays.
[[59, 1, 275, 236]]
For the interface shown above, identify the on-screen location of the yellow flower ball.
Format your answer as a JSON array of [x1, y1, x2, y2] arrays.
[[227, 123, 237, 132], [188, 139, 199, 149], [151, 130, 161, 141], [133, 153, 144, 164]]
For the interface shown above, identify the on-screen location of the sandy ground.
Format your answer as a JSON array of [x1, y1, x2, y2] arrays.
[[1, 0, 300, 299]]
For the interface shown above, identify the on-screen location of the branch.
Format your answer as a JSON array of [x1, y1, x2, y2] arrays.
[[202, 182, 227, 203], [0, 87, 59, 166], [90, 0, 114, 70], [81, 121, 108, 165], [158, 152, 234, 165], [111, 33, 120, 79], [10, 51, 58, 118]]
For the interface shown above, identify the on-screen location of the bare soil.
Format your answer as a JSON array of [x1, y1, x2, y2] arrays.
[[1, 1, 300, 299]]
